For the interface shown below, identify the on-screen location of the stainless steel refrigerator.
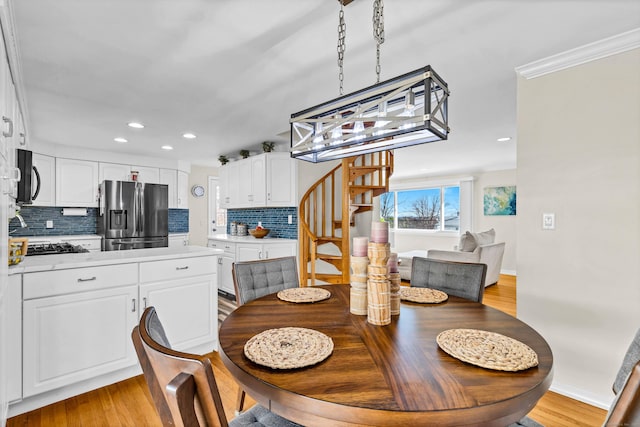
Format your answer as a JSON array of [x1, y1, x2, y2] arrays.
[[98, 180, 169, 251]]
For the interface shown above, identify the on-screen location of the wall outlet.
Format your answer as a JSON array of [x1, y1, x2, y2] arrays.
[[542, 213, 555, 230], [46, 220, 54, 229], [288, 215, 293, 225]]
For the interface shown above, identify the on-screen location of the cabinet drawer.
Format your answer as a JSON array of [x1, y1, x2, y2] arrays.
[[23, 263, 139, 299], [140, 256, 216, 283], [208, 240, 235, 255]]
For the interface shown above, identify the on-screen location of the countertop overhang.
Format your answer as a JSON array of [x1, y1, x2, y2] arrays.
[[9, 246, 223, 274], [207, 233, 296, 242]]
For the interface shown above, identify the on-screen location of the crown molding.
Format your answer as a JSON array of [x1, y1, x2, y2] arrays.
[[516, 28, 640, 79]]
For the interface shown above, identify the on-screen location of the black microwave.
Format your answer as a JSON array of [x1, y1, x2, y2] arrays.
[[16, 149, 41, 204]]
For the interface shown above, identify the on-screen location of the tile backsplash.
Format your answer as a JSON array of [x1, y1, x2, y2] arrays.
[[227, 207, 297, 239], [9, 206, 189, 237]]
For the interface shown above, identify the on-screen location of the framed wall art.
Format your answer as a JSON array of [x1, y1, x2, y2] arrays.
[[483, 186, 516, 216]]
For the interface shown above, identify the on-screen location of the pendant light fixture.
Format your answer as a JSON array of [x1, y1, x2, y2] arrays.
[[290, 0, 449, 163]]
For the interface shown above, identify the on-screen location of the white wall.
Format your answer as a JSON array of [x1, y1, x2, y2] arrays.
[[517, 48, 640, 408], [188, 165, 218, 247], [473, 169, 517, 274]]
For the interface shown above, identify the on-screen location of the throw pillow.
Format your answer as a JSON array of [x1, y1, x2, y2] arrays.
[[471, 228, 496, 246], [459, 232, 477, 252]]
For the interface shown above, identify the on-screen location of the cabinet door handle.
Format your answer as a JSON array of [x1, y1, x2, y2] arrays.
[[77, 276, 97, 282], [265, 251, 269, 259], [176, 266, 189, 270], [258, 251, 262, 259], [217, 258, 222, 265], [143, 297, 147, 310], [131, 299, 136, 312], [267, 192, 271, 201], [2, 116, 13, 137]]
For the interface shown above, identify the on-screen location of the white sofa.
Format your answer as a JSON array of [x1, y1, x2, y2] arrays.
[[397, 229, 505, 287], [427, 241, 505, 287]]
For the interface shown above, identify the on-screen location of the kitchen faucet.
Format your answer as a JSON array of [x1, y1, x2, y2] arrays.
[[9, 211, 28, 234]]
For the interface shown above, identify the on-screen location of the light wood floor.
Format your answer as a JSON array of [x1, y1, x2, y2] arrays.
[[8, 275, 607, 426]]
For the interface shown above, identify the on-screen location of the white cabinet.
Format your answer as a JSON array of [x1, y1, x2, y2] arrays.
[[177, 170, 189, 209], [22, 263, 140, 397], [55, 158, 99, 207], [159, 168, 178, 208], [132, 166, 160, 184], [169, 233, 189, 247], [208, 241, 236, 295], [31, 153, 55, 206], [139, 256, 217, 351], [99, 162, 131, 182], [220, 153, 296, 209], [266, 153, 297, 206], [159, 169, 188, 209], [208, 238, 297, 296], [236, 241, 297, 262], [6, 275, 21, 403]]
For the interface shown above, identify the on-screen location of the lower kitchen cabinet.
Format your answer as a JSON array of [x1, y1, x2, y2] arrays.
[[11, 251, 218, 411], [236, 241, 297, 261], [6, 275, 21, 402], [139, 255, 217, 351], [22, 284, 139, 397], [140, 276, 216, 351], [208, 237, 297, 296]]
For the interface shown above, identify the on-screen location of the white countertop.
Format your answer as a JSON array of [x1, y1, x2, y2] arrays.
[[9, 246, 223, 274], [207, 233, 297, 243]]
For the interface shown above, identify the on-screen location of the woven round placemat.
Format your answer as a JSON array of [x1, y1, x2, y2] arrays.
[[400, 287, 448, 303], [244, 327, 334, 369], [436, 329, 539, 371], [277, 287, 331, 303]]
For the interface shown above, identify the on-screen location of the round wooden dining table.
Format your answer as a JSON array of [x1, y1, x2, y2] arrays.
[[218, 284, 553, 427]]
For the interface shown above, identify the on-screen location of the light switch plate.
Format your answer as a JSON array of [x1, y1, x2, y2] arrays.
[[542, 213, 555, 230], [46, 220, 54, 229], [288, 215, 293, 225]]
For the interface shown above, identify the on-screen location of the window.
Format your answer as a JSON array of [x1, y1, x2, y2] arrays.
[[380, 185, 460, 232]]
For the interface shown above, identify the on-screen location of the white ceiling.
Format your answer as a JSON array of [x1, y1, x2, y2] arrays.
[[11, 0, 640, 179]]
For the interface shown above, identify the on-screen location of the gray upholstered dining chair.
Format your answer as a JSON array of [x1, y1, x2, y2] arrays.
[[231, 256, 300, 413], [410, 257, 487, 303], [232, 256, 299, 305], [132, 306, 301, 427]]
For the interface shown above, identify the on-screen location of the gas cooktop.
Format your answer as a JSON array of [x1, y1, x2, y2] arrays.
[[27, 242, 90, 256]]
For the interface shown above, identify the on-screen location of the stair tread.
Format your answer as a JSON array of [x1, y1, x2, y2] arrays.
[[316, 254, 343, 260], [350, 185, 386, 188], [351, 203, 374, 206]]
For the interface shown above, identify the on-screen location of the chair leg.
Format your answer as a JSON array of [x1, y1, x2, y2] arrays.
[[235, 388, 246, 416]]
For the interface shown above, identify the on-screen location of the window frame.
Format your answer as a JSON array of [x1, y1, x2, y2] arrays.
[[381, 184, 461, 234]]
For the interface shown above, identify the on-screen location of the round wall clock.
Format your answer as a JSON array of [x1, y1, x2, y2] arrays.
[[191, 184, 205, 198]]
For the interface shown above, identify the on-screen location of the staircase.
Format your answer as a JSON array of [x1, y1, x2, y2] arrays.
[[299, 151, 394, 286]]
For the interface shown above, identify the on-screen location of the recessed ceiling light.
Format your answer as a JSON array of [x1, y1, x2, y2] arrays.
[[128, 122, 145, 129], [497, 137, 512, 142], [161, 145, 173, 150], [114, 137, 128, 143], [182, 133, 196, 139]]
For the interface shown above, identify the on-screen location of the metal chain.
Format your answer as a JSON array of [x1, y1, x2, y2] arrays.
[[373, 0, 385, 83], [337, 2, 346, 95]]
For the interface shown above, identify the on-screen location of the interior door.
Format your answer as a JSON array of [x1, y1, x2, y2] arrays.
[[208, 176, 222, 235]]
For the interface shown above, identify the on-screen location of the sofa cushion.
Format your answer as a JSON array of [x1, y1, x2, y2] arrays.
[[459, 232, 477, 252], [471, 228, 496, 246], [459, 229, 495, 252]]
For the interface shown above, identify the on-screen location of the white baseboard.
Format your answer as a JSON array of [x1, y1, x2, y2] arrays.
[[500, 269, 516, 276], [549, 382, 612, 411]]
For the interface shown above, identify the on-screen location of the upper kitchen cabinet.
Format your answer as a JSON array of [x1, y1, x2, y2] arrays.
[[177, 170, 188, 209], [132, 165, 160, 183], [99, 163, 130, 182], [99, 163, 161, 184], [159, 169, 188, 209], [266, 152, 297, 206], [55, 158, 99, 207], [31, 153, 55, 206], [159, 168, 177, 208], [221, 153, 296, 209]]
